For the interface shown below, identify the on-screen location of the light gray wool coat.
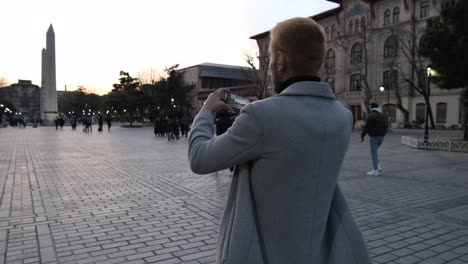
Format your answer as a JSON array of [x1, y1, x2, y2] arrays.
[[188, 81, 372, 264]]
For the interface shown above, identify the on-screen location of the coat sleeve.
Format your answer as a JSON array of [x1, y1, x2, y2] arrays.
[[188, 104, 263, 174]]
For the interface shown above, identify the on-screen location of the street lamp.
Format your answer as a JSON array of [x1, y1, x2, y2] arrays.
[[379, 86, 390, 118], [424, 65, 432, 143]]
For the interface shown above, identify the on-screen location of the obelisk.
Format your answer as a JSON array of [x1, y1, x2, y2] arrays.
[[40, 24, 58, 125]]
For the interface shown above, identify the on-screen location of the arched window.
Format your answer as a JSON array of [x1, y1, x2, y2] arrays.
[[331, 24, 336, 39], [384, 9, 391, 26], [355, 19, 360, 32], [325, 26, 330, 40], [416, 103, 426, 123], [436, 103, 447, 123], [393, 7, 400, 24], [361, 17, 366, 30], [384, 35, 398, 58], [349, 20, 353, 34], [351, 43, 363, 64], [325, 49, 336, 68]]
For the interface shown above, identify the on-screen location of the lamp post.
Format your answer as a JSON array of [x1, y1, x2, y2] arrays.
[[379, 86, 390, 118], [424, 66, 432, 143]]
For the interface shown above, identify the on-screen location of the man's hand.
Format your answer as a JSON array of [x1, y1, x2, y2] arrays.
[[361, 137, 365, 143], [202, 88, 233, 113]]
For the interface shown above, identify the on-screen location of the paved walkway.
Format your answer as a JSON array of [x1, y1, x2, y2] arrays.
[[0, 126, 467, 264]]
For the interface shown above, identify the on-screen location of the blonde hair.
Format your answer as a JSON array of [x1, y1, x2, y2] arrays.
[[270, 17, 326, 75]]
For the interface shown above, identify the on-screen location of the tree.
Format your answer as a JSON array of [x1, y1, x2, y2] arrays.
[[136, 67, 163, 85], [57, 86, 104, 118], [392, 28, 436, 129], [384, 33, 411, 128], [419, 0, 468, 139], [151, 65, 195, 118], [245, 50, 270, 99], [107, 71, 143, 126]]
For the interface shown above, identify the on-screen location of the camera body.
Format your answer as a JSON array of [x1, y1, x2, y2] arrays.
[[225, 93, 250, 111]]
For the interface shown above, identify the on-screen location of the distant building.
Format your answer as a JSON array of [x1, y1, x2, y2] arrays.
[[0, 80, 41, 121], [178, 62, 254, 110], [250, 0, 464, 129]]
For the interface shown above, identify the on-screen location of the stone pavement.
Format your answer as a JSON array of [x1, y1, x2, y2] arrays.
[[0, 126, 467, 264]]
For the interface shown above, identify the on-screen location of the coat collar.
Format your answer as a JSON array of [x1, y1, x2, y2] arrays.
[[278, 79, 336, 100]]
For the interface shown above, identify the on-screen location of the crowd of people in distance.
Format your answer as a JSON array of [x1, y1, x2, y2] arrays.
[[154, 115, 191, 141]]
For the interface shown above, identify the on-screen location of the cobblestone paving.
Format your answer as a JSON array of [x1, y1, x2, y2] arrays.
[[0, 126, 467, 264]]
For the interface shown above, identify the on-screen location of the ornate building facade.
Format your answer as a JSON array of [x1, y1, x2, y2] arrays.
[[250, 0, 463, 128]]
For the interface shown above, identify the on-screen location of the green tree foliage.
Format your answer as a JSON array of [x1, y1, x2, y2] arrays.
[[57, 86, 104, 117], [151, 65, 195, 119], [105, 66, 194, 125], [106, 71, 144, 125], [419, 0, 468, 139]]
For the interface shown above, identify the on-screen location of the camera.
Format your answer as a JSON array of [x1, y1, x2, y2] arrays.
[[225, 92, 250, 111]]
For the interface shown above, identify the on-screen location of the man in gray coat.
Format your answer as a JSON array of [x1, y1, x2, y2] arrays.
[[188, 17, 371, 264]]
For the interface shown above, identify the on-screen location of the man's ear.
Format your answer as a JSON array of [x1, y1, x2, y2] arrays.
[[277, 50, 287, 72]]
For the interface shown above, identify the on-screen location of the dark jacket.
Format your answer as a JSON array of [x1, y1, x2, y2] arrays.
[[361, 109, 388, 137]]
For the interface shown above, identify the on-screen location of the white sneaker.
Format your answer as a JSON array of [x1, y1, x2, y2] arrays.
[[377, 165, 382, 172], [366, 170, 379, 176]]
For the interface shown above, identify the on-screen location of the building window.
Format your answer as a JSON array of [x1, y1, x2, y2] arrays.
[[361, 17, 366, 30], [331, 24, 337, 39], [325, 26, 330, 40], [325, 49, 336, 68], [382, 104, 397, 122], [420, 0, 429, 18], [326, 77, 335, 93], [384, 9, 391, 26], [351, 43, 363, 64], [436, 102, 447, 123], [383, 70, 399, 90], [349, 20, 353, 34], [350, 73, 362, 92], [416, 103, 426, 123], [355, 19, 360, 32], [393, 7, 400, 24], [384, 35, 398, 58]]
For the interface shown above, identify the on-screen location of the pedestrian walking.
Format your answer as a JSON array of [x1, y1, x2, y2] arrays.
[[361, 102, 388, 176], [106, 115, 112, 131], [188, 17, 371, 264], [98, 115, 103, 132]]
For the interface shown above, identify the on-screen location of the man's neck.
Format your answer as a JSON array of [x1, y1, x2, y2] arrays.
[[277, 75, 321, 93]]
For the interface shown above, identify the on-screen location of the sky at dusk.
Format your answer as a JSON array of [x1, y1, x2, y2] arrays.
[[0, 0, 338, 95]]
